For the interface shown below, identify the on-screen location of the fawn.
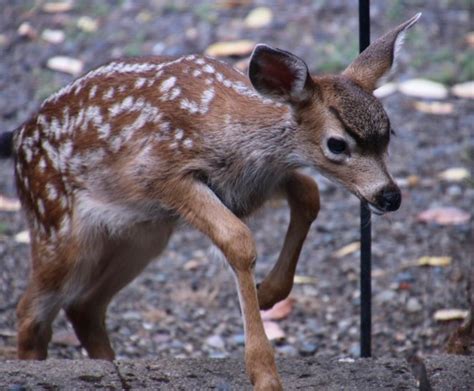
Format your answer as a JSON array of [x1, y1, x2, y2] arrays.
[[0, 13, 420, 390]]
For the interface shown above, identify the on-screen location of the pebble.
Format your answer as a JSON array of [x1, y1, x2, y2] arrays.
[[231, 334, 245, 346], [299, 342, 318, 356], [375, 290, 397, 304], [277, 344, 298, 356], [406, 297, 422, 313], [206, 335, 225, 350], [451, 81, 474, 99], [398, 79, 448, 99]]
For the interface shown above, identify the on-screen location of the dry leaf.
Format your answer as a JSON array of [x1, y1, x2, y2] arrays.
[[18, 22, 37, 39], [0, 195, 21, 211], [333, 241, 360, 258], [434, 309, 469, 322], [205, 40, 255, 57], [52, 329, 80, 346], [438, 167, 470, 182], [263, 321, 285, 341], [41, 29, 65, 44], [451, 81, 474, 99], [47, 56, 83, 76], [373, 82, 397, 98], [465, 32, 474, 47], [261, 298, 293, 321], [77, 16, 98, 32], [417, 256, 452, 267], [43, 1, 73, 13], [398, 79, 448, 99], [183, 259, 201, 271], [244, 7, 273, 29], [417, 207, 471, 225], [15, 230, 30, 244], [293, 275, 317, 284], [413, 101, 454, 115]]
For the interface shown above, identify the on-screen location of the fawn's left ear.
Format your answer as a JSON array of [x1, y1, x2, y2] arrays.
[[249, 44, 317, 104], [343, 13, 421, 91]]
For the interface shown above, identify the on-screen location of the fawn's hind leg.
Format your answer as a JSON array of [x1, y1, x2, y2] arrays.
[[64, 222, 174, 360], [17, 240, 70, 359]]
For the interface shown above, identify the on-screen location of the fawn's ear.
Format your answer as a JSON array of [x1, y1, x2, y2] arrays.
[[249, 44, 316, 104], [343, 13, 421, 91]]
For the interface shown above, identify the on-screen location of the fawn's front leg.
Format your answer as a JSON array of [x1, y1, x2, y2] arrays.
[[258, 171, 320, 310], [163, 178, 282, 390]]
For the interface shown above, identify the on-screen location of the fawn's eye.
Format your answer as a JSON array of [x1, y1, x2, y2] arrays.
[[327, 138, 347, 154]]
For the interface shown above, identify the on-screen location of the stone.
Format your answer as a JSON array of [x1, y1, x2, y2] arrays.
[[399, 79, 448, 99]]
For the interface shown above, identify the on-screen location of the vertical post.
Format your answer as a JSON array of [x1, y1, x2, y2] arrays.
[[358, 0, 372, 358]]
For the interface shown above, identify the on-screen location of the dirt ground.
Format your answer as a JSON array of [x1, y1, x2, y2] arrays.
[[0, 0, 472, 364]]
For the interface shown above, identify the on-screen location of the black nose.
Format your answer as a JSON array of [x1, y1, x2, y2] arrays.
[[376, 187, 401, 212]]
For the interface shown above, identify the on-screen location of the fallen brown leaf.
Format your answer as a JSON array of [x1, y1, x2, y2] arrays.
[[261, 297, 293, 321], [0, 195, 21, 211], [438, 167, 470, 182], [434, 309, 469, 322], [417, 207, 471, 225], [417, 256, 452, 267], [413, 101, 454, 115], [205, 40, 255, 57], [42, 1, 74, 13], [333, 241, 360, 258], [47, 56, 83, 76], [263, 320, 285, 341]]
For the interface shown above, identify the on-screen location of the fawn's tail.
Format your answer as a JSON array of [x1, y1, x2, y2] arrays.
[[0, 131, 14, 158]]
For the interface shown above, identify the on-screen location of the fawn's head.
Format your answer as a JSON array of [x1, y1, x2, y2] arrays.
[[248, 13, 421, 214]]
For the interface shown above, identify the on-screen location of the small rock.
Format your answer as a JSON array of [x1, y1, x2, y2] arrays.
[[413, 101, 454, 115], [17, 22, 37, 39], [244, 7, 273, 29], [446, 185, 463, 197], [206, 334, 225, 349], [14, 230, 30, 244], [276, 344, 298, 356], [374, 82, 397, 98], [438, 167, 470, 182], [299, 342, 318, 356], [77, 16, 98, 32], [42, 1, 73, 13], [47, 56, 84, 76], [205, 40, 255, 57], [375, 290, 396, 304], [434, 309, 469, 321], [398, 79, 448, 99], [41, 29, 65, 44], [406, 297, 422, 313], [451, 81, 474, 99], [231, 334, 245, 345]]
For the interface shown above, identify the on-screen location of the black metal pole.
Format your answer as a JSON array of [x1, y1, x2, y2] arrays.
[[359, 0, 372, 358]]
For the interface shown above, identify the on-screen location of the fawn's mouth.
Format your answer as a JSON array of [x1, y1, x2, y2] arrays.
[[367, 202, 386, 216]]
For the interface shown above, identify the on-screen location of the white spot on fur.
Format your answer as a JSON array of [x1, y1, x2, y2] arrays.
[[203, 64, 215, 74], [103, 87, 115, 100], [175, 129, 184, 140], [195, 58, 206, 65], [180, 99, 199, 114], [183, 138, 193, 149], [160, 76, 177, 94], [134, 77, 147, 89], [192, 69, 202, 77], [89, 85, 98, 99], [45, 183, 58, 200]]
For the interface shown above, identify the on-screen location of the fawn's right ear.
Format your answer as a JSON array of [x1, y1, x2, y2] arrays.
[[343, 13, 421, 91], [249, 44, 316, 105]]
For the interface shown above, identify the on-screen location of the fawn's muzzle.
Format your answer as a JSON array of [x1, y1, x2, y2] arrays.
[[375, 186, 402, 212]]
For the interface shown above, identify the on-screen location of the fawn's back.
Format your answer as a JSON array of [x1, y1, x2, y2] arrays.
[[14, 55, 295, 243]]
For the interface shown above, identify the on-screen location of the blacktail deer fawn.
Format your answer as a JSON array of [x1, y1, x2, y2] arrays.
[[0, 13, 420, 390]]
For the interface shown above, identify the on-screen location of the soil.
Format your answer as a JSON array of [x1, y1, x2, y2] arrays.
[[0, 0, 472, 363]]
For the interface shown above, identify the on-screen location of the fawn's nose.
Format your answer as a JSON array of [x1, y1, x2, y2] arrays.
[[375, 186, 401, 212]]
